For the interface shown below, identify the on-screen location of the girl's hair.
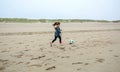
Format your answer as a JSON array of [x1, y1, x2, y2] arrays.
[[53, 22, 60, 26]]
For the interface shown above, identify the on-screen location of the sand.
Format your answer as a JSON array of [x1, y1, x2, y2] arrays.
[[0, 22, 120, 72]]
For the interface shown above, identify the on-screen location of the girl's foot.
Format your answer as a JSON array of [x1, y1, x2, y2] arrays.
[[60, 42, 63, 45]]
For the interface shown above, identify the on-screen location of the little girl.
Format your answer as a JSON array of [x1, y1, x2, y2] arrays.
[[50, 22, 62, 47]]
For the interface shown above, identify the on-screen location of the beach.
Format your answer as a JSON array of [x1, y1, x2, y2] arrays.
[[0, 22, 120, 72]]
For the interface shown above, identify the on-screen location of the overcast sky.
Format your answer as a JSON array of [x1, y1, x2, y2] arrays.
[[0, 0, 120, 20]]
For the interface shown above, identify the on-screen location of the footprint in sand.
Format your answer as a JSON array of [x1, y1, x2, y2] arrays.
[[31, 55, 46, 60], [61, 56, 70, 59], [46, 66, 56, 71], [0, 59, 8, 62], [72, 62, 83, 65], [59, 47, 66, 51], [1, 50, 9, 53], [11, 52, 24, 58], [0, 60, 7, 70], [0, 59, 9, 65], [30, 64, 42, 67], [16, 53, 24, 58], [24, 49, 30, 51], [39, 48, 44, 52], [109, 50, 113, 52], [17, 42, 24, 44], [72, 62, 89, 66], [77, 68, 82, 71], [16, 62, 23, 65], [96, 58, 105, 63], [114, 55, 119, 57], [84, 63, 89, 65], [44, 63, 51, 66], [0, 66, 5, 71], [25, 62, 30, 65]]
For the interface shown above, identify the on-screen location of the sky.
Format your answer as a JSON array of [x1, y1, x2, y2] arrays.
[[0, 0, 120, 20]]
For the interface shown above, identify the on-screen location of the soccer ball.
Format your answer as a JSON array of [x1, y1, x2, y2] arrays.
[[69, 39, 75, 44]]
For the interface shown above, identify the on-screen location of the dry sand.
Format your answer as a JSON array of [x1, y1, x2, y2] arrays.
[[0, 22, 120, 72]]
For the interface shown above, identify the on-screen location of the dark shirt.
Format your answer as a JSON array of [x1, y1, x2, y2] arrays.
[[55, 27, 61, 36]]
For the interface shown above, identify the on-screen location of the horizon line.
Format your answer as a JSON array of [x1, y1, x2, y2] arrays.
[[0, 17, 120, 21]]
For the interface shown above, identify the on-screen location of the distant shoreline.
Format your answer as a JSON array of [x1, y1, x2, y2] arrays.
[[0, 18, 120, 23]]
